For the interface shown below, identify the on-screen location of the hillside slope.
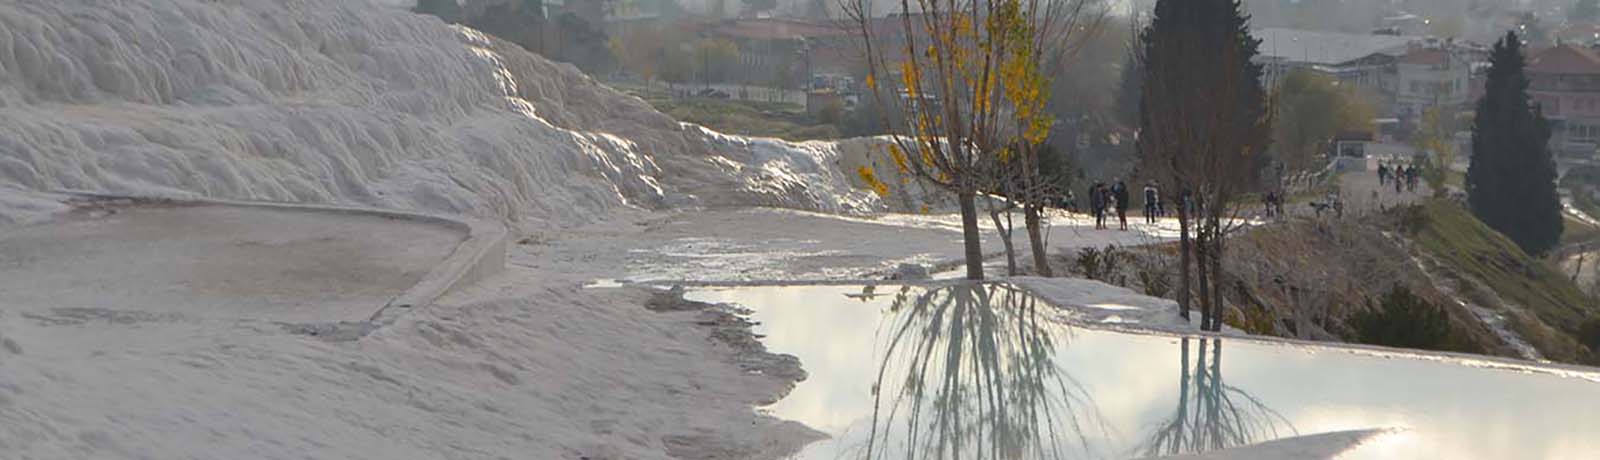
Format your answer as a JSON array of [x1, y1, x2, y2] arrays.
[[1399, 200, 1600, 363], [0, 0, 882, 228], [1220, 200, 1600, 364]]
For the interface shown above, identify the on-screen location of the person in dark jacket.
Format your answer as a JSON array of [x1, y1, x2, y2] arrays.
[[1143, 182, 1160, 224], [1089, 183, 1106, 229], [1112, 180, 1130, 231], [1180, 188, 1195, 216]]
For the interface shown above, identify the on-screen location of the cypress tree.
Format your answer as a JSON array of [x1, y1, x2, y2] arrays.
[[1467, 31, 1562, 256], [1137, 0, 1269, 330], [1116, 51, 1142, 129]]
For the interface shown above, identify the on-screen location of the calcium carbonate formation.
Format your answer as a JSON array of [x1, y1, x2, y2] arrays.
[[0, 0, 886, 227]]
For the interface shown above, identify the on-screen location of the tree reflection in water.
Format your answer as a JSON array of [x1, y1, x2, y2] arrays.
[[1137, 338, 1295, 458], [863, 283, 1109, 460]]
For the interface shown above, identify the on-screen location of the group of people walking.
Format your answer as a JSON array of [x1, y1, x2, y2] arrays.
[[1061, 160, 1426, 228], [1085, 180, 1171, 230], [1261, 190, 1285, 218], [1088, 180, 1130, 230], [1378, 162, 1421, 194]]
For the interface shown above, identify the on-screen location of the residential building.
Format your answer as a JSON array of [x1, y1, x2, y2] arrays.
[[1254, 28, 1419, 114], [1527, 43, 1600, 158], [1394, 44, 1473, 117], [707, 17, 853, 88]]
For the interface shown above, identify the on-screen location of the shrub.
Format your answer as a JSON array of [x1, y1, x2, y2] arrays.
[[816, 101, 845, 126], [1580, 317, 1600, 355], [1130, 249, 1171, 298], [1395, 204, 1427, 235], [1350, 285, 1461, 352], [1138, 265, 1171, 298], [1075, 245, 1128, 286]]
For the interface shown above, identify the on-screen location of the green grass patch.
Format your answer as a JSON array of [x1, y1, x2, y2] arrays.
[[1444, 170, 1464, 190], [1555, 166, 1600, 245], [647, 97, 841, 141], [1571, 190, 1600, 227], [1560, 165, 1600, 219], [1562, 213, 1600, 246], [1399, 200, 1599, 362]]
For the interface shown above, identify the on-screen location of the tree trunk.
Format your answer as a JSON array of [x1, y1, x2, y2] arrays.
[[1176, 337, 1191, 450], [989, 201, 1018, 276], [1177, 203, 1192, 320], [1207, 232, 1225, 331], [1195, 230, 1212, 331], [959, 190, 986, 280], [1025, 204, 1052, 277]]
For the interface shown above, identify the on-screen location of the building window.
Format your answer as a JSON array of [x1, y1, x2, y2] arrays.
[[1570, 123, 1599, 143]]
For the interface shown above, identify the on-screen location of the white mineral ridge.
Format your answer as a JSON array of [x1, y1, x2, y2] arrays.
[[0, 0, 883, 227]]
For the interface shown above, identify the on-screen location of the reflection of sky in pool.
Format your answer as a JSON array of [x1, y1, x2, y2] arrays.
[[687, 284, 1600, 460]]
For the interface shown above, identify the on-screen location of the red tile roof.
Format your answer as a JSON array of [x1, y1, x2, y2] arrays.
[[1528, 44, 1600, 75]]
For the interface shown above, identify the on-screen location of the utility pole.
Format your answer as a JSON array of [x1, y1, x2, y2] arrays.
[[798, 37, 811, 91]]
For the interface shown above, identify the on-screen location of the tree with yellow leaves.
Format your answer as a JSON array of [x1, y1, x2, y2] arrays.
[[845, 0, 1104, 280], [1415, 105, 1459, 198]]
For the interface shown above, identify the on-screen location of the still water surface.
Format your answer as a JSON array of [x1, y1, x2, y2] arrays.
[[688, 284, 1600, 460]]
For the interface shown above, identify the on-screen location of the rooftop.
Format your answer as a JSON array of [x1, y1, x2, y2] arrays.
[[1528, 44, 1600, 75], [1255, 27, 1418, 65]]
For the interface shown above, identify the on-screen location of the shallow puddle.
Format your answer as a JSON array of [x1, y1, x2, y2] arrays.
[[687, 283, 1600, 460]]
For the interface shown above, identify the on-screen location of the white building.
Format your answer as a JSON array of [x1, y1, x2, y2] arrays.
[[1254, 27, 1418, 91], [1253, 28, 1420, 115], [1528, 43, 1600, 159], [1394, 44, 1474, 117]]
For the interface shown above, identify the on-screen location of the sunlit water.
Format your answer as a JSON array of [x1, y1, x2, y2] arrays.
[[687, 284, 1600, 460]]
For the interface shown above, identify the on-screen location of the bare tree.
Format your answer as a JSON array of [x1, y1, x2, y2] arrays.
[[844, 0, 1106, 279], [865, 283, 1110, 458], [1139, 338, 1296, 456], [1136, 0, 1271, 330]]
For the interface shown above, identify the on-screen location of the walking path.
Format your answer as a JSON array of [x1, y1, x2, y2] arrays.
[[1277, 169, 1431, 220], [1339, 169, 1431, 215]]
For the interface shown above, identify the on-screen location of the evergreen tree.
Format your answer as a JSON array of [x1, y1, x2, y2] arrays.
[[1116, 51, 1142, 129], [1114, 12, 1144, 130], [1467, 32, 1562, 256], [1137, 0, 1270, 330]]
